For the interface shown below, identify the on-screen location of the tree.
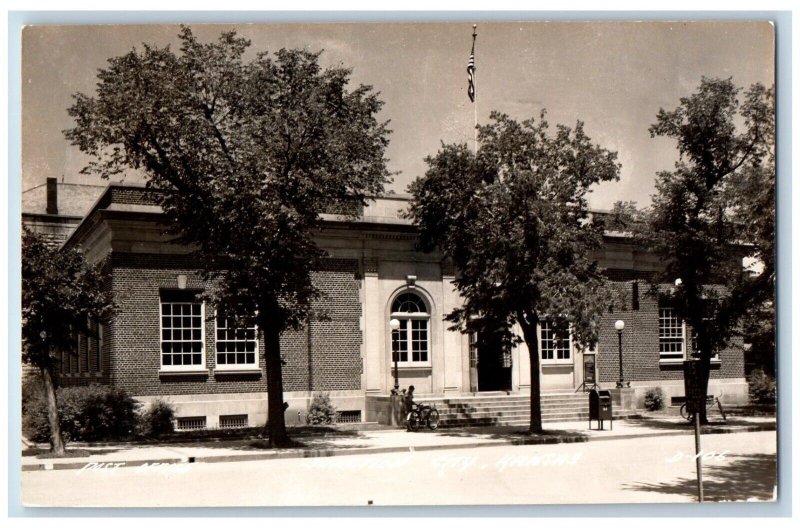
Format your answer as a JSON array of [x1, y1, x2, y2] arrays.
[[642, 77, 774, 422], [407, 111, 620, 433], [64, 27, 391, 446], [741, 300, 775, 376], [22, 228, 115, 455]]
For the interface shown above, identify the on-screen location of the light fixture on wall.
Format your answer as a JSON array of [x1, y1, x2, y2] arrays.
[[389, 318, 401, 393], [177, 274, 188, 290]]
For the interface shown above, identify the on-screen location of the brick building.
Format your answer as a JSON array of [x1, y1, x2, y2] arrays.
[[47, 183, 747, 429]]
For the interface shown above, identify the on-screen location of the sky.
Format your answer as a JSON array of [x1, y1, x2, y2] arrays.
[[21, 20, 774, 210]]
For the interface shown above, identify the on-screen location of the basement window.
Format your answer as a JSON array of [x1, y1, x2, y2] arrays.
[[176, 416, 207, 431]]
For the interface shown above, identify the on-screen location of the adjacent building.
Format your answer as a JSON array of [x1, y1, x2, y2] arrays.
[[22, 177, 105, 245]]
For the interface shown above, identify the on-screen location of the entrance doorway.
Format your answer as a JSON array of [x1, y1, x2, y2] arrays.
[[476, 331, 512, 392]]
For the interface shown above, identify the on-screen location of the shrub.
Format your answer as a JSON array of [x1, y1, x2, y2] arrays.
[[748, 368, 776, 404], [22, 372, 45, 414], [644, 387, 666, 411], [22, 375, 54, 443], [306, 393, 336, 425], [22, 383, 139, 443], [136, 399, 176, 438]]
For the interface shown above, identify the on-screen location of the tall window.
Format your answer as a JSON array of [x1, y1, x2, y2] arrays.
[[91, 322, 102, 373], [540, 320, 571, 363], [160, 293, 204, 369], [216, 317, 258, 369], [659, 308, 685, 361], [468, 333, 478, 368], [390, 292, 430, 366], [79, 333, 88, 373]]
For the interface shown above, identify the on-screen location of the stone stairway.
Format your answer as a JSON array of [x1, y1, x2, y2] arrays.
[[416, 391, 631, 428]]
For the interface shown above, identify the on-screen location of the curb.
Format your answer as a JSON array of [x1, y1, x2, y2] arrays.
[[21, 423, 774, 472], [580, 423, 776, 444]]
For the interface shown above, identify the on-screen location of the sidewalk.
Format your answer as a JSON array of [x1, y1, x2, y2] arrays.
[[21, 415, 776, 472]]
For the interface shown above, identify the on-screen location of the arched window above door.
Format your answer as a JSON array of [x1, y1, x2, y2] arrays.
[[392, 293, 428, 314], [389, 292, 430, 366]]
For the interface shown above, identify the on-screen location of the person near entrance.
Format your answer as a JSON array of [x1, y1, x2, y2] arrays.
[[404, 385, 416, 411], [404, 385, 416, 430]]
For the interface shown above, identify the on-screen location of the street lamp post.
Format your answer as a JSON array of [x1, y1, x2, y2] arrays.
[[389, 318, 401, 393], [615, 320, 628, 388]]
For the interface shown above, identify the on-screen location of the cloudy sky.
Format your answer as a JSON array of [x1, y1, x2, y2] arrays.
[[21, 21, 774, 210]]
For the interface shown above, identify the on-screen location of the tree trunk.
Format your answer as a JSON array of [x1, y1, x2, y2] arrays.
[[692, 327, 714, 425], [519, 315, 544, 434], [40, 365, 66, 456], [263, 326, 292, 447]]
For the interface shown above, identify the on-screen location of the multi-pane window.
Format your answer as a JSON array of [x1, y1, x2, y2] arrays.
[[469, 333, 478, 368], [70, 345, 78, 372], [501, 348, 513, 368], [216, 317, 258, 368], [392, 319, 409, 362], [659, 308, 685, 361], [60, 349, 68, 375], [161, 300, 204, 368], [390, 292, 430, 365], [410, 319, 428, 362], [540, 320, 571, 362], [79, 333, 88, 373], [92, 322, 102, 373]]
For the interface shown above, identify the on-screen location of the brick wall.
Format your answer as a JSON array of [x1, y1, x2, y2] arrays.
[[108, 252, 362, 397], [596, 279, 745, 385], [282, 258, 363, 391]]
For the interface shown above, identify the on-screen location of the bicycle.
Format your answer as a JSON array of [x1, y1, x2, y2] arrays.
[[680, 395, 727, 423], [406, 402, 440, 431]]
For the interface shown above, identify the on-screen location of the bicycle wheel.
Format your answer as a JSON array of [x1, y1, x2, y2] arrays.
[[426, 408, 440, 430], [680, 403, 693, 422], [715, 399, 727, 422], [407, 410, 421, 432]]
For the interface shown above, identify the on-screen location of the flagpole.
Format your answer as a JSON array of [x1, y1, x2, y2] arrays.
[[472, 24, 478, 155]]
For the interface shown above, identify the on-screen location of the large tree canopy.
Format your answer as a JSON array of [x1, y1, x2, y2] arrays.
[[22, 228, 116, 454], [408, 111, 620, 432], [639, 77, 774, 420], [64, 27, 392, 445]]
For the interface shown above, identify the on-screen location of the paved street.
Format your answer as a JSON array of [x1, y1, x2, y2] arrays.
[[22, 430, 776, 507]]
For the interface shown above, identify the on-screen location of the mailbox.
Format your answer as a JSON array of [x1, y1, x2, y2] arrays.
[[589, 389, 613, 430]]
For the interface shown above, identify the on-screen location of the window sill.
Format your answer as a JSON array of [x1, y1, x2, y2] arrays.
[[394, 364, 432, 370], [659, 359, 721, 369], [158, 369, 210, 377], [214, 368, 262, 376], [541, 362, 574, 367]]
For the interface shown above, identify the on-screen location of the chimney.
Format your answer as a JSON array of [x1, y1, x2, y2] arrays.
[[46, 177, 58, 215]]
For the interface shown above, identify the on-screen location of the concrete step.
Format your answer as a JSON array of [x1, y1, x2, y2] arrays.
[[439, 405, 590, 416], [442, 397, 529, 404], [416, 392, 606, 429], [438, 413, 632, 428], [439, 403, 531, 411], [420, 393, 589, 405], [437, 410, 532, 420]]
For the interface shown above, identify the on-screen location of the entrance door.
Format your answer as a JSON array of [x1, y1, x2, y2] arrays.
[[476, 331, 512, 392]]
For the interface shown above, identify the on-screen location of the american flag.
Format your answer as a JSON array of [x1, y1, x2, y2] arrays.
[[467, 51, 476, 102]]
